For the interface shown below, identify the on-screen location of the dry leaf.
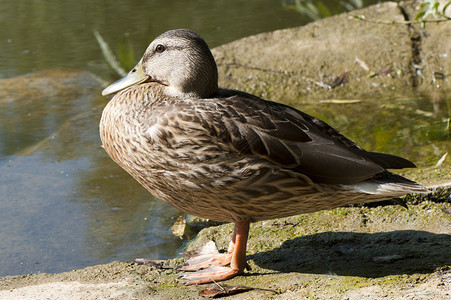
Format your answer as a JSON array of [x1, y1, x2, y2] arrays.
[[355, 56, 370, 71], [329, 72, 349, 88], [376, 68, 392, 76], [171, 215, 186, 239], [435, 152, 448, 167], [199, 285, 253, 298]]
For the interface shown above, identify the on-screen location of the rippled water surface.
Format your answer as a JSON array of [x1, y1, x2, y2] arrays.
[[0, 0, 449, 277]]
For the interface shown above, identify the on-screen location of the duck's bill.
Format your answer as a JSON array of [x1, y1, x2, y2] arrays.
[[102, 60, 150, 96]]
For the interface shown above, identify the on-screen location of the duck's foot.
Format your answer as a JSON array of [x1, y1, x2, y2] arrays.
[[181, 265, 242, 285], [181, 252, 232, 271], [181, 221, 251, 285]]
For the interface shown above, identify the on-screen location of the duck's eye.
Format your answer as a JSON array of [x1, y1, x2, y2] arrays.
[[155, 44, 166, 53]]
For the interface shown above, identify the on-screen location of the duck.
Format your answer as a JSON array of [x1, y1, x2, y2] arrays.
[[100, 29, 427, 285]]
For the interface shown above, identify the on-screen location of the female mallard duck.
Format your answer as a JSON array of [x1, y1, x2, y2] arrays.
[[100, 29, 427, 285]]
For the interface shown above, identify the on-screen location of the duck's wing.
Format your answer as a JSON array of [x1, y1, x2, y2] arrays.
[[194, 92, 415, 184]]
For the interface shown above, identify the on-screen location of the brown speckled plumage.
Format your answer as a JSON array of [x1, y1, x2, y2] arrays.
[[100, 29, 427, 284]]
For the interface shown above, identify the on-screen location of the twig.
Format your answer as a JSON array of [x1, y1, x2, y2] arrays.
[[353, 14, 450, 25], [212, 278, 227, 293], [319, 99, 361, 104]]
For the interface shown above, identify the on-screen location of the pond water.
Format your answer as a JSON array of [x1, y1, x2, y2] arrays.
[[0, 0, 449, 277]]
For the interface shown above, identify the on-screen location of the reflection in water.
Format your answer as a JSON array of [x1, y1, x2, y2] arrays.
[[0, 0, 449, 277]]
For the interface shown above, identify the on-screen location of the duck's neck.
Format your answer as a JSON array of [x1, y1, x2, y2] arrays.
[[155, 82, 217, 99], [165, 64, 218, 99]]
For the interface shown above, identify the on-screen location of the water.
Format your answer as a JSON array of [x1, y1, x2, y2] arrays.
[[0, 0, 449, 277], [0, 0, 306, 79]]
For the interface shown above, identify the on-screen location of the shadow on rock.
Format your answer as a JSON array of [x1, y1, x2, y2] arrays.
[[249, 230, 450, 277]]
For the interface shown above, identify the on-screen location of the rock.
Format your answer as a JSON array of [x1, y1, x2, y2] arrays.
[[212, 1, 450, 104]]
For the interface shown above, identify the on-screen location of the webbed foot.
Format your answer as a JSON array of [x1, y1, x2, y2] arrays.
[[180, 221, 250, 285], [182, 265, 242, 285], [181, 252, 232, 271]]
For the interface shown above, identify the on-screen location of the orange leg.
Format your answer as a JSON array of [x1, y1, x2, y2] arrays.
[[182, 221, 250, 285]]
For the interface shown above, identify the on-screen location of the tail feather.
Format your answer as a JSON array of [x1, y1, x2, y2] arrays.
[[366, 152, 416, 169], [350, 172, 428, 196]]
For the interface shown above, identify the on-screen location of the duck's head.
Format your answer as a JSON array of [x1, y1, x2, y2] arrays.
[[102, 29, 218, 98]]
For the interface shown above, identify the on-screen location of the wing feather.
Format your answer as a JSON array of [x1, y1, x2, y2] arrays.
[[189, 92, 415, 184]]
